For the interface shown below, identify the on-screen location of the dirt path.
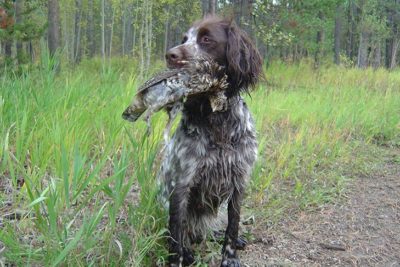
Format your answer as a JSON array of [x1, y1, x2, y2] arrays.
[[241, 151, 400, 267]]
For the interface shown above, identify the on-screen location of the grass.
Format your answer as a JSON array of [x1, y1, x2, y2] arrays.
[[0, 58, 399, 266]]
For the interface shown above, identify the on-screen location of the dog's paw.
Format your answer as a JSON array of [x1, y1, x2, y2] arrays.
[[182, 247, 195, 266], [168, 249, 194, 267], [168, 254, 183, 267], [235, 236, 247, 250], [220, 257, 241, 267], [168, 258, 182, 267]]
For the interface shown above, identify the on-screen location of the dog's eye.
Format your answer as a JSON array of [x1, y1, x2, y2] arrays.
[[181, 36, 188, 44], [202, 36, 211, 43]]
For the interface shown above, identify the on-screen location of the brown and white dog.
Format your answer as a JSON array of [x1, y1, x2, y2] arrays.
[[159, 16, 262, 267]]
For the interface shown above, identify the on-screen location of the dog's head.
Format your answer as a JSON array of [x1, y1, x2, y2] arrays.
[[166, 16, 262, 96]]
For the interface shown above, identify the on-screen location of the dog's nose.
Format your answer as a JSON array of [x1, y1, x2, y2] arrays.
[[166, 47, 183, 67]]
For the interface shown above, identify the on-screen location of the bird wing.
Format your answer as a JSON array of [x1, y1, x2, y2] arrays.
[[122, 69, 181, 122], [136, 69, 181, 95]]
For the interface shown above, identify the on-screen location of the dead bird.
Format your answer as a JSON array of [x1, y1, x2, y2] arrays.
[[122, 58, 229, 141]]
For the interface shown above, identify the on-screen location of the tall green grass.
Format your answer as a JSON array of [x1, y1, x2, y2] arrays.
[[0, 59, 399, 265]]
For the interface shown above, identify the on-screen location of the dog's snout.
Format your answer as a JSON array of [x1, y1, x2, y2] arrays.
[[166, 48, 181, 62], [166, 51, 179, 60]]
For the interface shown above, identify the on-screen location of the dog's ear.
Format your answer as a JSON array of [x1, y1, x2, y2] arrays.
[[226, 21, 262, 94]]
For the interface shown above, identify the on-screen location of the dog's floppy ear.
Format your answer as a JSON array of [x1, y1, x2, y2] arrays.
[[226, 21, 262, 94]]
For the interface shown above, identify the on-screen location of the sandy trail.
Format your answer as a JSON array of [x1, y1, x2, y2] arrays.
[[241, 150, 400, 267]]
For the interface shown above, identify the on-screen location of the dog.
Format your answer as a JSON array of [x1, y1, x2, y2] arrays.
[[159, 16, 262, 267]]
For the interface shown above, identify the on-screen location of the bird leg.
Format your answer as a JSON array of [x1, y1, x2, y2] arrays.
[[163, 102, 183, 145], [142, 109, 154, 136]]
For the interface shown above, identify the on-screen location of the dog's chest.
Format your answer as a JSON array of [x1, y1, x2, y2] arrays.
[[158, 97, 257, 210], [180, 99, 257, 197]]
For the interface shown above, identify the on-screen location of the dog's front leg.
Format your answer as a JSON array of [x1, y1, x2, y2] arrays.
[[221, 189, 243, 267], [168, 183, 194, 267]]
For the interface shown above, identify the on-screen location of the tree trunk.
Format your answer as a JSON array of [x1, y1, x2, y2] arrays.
[[139, 12, 145, 77], [163, 6, 170, 57], [314, 11, 324, 68], [386, 38, 393, 68], [233, 0, 242, 26], [109, 8, 115, 58], [347, 0, 358, 61], [101, 0, 106, 65], [357, 31, 369, 68], [372, 43, 381, 69], [145, 1, 153, 74], [132, 0, 139, 56], [122, 6, 126, 55], [15, 0, 24, 65], [334, 4, 342, 65], [124, 4, 133, 56], [209, 0, 216, 15], [4, 42, 12, 58], [47, 0, 61, 63], [28, 41, 34, 61], [87, 0, 95, 57], [104, 0, 112, 57], [390, 38, 400, 69], [73, 0, 82, 63], [1, 0, 13, 61], [202, 0, 209, 16]]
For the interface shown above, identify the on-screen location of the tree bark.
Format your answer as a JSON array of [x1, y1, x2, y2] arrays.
[[372, 43, 381, 69], [233, 0, 242, 26], [386, 38, 393, 68], [73, 0, 82, 63], [47, 0, 61, 61], [124, 4, 133, 56], [357, 31, 369, 68], [101, 0, 106, 65], [202, 0, 208, 16], [139, 11, 145, 77], [62, 7, 69, 61], [122, 5, 126, 55], [109, 7, 115, 58], [163, 6, 170, 57], [4, 42, 12, 58], [387, 1, 399, 70], [209, 0, 216, 15], [1, 0, 13, 60], [347, 0, 358, 61], [145, 1, 153, 73], [334, 4, 343, 65], [87, 0, 95, 58], [132, 0, 140, 56], [28, 41, 34, 62], [314, 11, 324, 68], [15, 0, 23, 65], [390, 38, 400, 69]]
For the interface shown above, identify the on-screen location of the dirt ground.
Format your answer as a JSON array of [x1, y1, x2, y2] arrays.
[[241, 150, 400, 267]]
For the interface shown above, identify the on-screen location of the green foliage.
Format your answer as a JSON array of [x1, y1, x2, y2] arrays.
[[253, 2, 294, 48], [0, 1, 46, 42], [253, 0, 344, 58], [358, 0, 389, 40]]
